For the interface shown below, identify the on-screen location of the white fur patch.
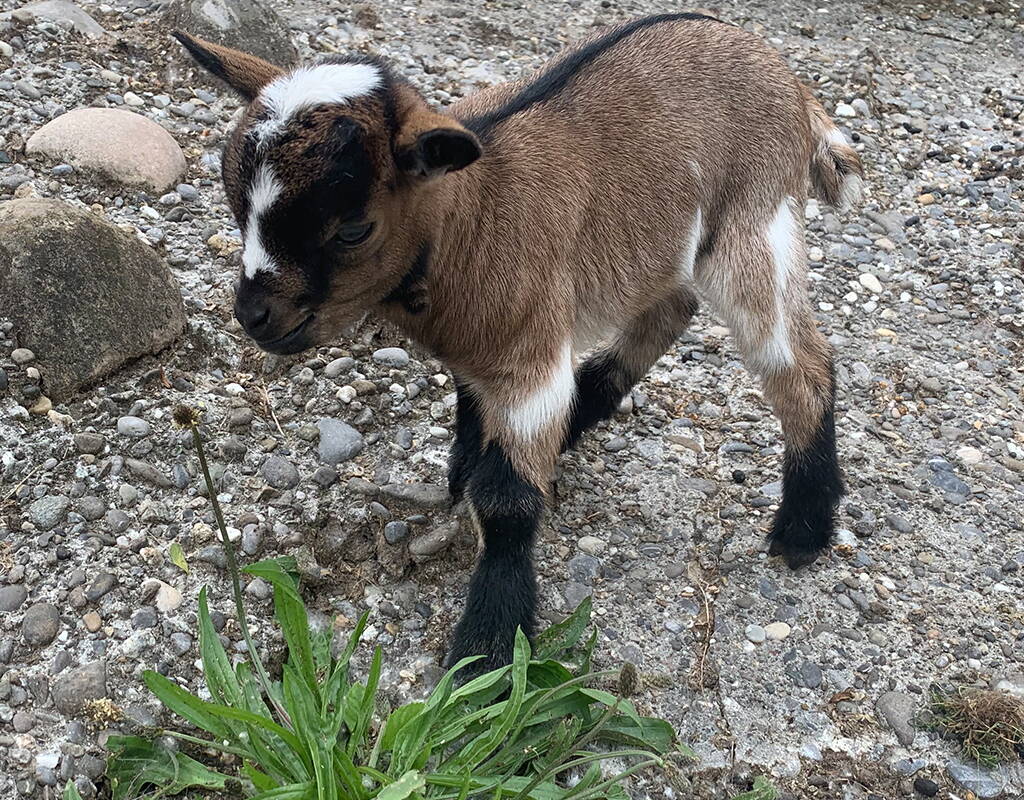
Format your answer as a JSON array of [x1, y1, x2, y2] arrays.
[[242, 163, 282, 279], [253, 62, 381, 142], [751, 198, 799, 373], [678, 208, 704, 282], [508, 342, 575, 440], [824, 127, 863, 211]]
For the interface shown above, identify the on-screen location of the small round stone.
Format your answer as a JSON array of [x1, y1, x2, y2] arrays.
[[745, 624, 766, 644], [11, 347, 35, 364], [22, 602, 61, 647], [117, 415, 151, 437], [763, 621, 792, 641]]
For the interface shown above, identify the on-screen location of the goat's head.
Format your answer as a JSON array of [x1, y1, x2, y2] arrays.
[[173, 32, 482, 354]]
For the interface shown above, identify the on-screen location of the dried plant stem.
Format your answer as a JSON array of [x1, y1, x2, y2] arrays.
[[188, 421, 292, 728]]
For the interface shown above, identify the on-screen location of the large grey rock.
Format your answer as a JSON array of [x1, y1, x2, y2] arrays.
[[165, 0, 298, 67], [946, 760, 1009, 798], [52, 662, 107, 716], [0, 200, 186, 400], [26, 109, 186, 194], [0, 1, 106, 37]]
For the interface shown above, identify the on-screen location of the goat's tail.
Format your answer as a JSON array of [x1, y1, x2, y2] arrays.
[[802, 85, 864, 210]]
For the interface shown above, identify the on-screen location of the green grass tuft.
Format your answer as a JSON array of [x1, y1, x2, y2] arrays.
[[102, 407, 689, 798]]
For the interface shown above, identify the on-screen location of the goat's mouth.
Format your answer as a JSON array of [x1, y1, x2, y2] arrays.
[[254, 315, 315, 355]]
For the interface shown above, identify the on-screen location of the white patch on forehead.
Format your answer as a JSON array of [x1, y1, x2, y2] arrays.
[[252, 62, 381, 142], [242, 163, 282, 279], [508, 342, 575, 441]]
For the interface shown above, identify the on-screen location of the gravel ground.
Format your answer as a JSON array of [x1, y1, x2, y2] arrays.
[[2, 0, 1023, 798]]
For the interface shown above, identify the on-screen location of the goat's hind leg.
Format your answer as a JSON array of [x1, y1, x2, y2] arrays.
[[563, 287, 698, 451], [699, 199, 843, 568]]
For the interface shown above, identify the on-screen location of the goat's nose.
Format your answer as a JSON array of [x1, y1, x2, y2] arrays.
[[235, 298, 272, 339]]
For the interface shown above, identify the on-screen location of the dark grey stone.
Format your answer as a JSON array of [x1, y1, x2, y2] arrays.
[[0, 584, 28, 613], [22, 602, 61, 647], [0, 199, 186, 400], [52, 661, 107, 716], [164, 0, 298, 67], [261, 455, 299, 489], [317, 417, 364, 464]]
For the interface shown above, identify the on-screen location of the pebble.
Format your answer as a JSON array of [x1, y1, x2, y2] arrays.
[[380, 482, 449, 509], [317, 417, 365, 464], [11, 347, 35, 364], [82, 612, 102, 633], [73, 432, 106, 454], [577, 536, 606, 555], [383, 520, 410, 545], [0, 584, 28, 613], [946, 760, 1005, 798], [913, 777, 939, 796], [745, 624, 767, 644], [763, 622, 791, 640], [408, 522, 458, 561], [52, 661, 107, 716], [22, 603, 61, 647], [261, 455, 300, 489], [800, 661, 823, 689], [859, 272, 884, 294], [372, 347, 410, 367], [29, 495, 71, 530], [876, 691, 916, 746], [116, 415, 151, 437], [84, 573, 117, 602]]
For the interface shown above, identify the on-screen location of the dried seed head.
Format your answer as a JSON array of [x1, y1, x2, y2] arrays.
[[618, 662, 639, 697], [172, 404, 202, 429]]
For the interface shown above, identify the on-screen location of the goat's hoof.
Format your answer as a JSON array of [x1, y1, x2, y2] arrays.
[[768, 504, 834, 570], [768, 535, 825, 569]]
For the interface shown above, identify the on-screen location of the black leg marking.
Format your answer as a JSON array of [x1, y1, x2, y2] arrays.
[[768, 380, 844, 569], [447, 381, 483, 503], [561, 352, 629, 452], [447, 442, 542, 675]]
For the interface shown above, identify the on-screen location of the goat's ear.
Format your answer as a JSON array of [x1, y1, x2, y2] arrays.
[[172, 31, 282, 102], [396, 128, 482, 178]]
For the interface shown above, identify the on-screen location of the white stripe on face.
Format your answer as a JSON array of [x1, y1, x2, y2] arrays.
[[252, 62, 381, 142], [508, 341, 576, 440], [242, 163, 282, 279]]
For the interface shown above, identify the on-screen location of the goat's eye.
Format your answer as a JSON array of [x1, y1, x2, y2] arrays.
[[334, 222, 374, 247]]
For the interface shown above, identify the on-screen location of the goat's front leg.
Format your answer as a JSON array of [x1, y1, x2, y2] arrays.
[[446, 348, 573, 673], [447, 379, 483, 503]]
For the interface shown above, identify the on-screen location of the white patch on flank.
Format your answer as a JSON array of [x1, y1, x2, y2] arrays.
[[252, 62, 381, 142], [242, 163, 282, 279], [750, 198, 799, 373], [508, 342, 575, 440], [678, 207, 704, 282]]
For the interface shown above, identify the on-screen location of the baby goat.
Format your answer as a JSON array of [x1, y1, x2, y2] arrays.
[[175, 12, 862, 671]]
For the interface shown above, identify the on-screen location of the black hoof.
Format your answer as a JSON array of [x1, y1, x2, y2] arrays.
[[767, 500, 836, 570]]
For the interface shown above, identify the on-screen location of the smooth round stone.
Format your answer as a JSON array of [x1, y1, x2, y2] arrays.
[[261, 456, 299, 489], [371, 347, 410, 367], [22, 603, 61, 647], [763, 621, 792, 640], [116, 416, 151, 437], [12, 347, 35, 364], [745, 624, 767, 644], [0, 584, 28, 613], [25, 108, 187, 193]]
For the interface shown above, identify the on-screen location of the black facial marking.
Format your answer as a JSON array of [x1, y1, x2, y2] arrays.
[[461, 12, 726, 137], [257, 118, 376, 305], [382, 243, 431, 314]]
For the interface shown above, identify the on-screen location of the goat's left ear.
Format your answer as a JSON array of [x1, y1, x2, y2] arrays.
[[172, 30, 282, 102], [396, 125, 482, 178]]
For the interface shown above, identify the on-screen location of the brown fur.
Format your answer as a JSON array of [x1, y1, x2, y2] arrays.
[[176, 15, 861, 563]]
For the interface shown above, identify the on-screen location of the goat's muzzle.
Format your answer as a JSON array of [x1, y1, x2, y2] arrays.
[[234, 278, 315, 355]]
